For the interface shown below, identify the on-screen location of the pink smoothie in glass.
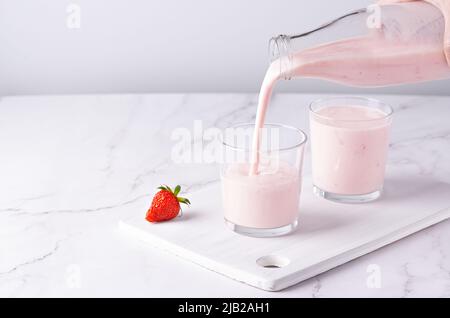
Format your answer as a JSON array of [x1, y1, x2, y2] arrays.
[[310, 105, 392, 195], [222, 161, 300, 229]]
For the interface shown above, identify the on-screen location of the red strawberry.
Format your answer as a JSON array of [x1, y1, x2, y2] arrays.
[[145, 185, 190, 222]]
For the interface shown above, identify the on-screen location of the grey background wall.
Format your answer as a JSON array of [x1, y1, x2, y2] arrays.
[[0, 0, 449, 96]]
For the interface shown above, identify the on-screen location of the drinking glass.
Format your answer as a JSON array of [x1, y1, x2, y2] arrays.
[[221, 123, 307, 237], [309, 96, 393, 203]]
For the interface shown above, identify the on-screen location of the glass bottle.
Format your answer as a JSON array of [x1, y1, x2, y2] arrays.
[[269, 2, 450, 87]]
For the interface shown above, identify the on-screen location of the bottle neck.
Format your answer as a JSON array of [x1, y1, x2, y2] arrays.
[[268, 8, 369, 81], [269, 35, 293, 80]]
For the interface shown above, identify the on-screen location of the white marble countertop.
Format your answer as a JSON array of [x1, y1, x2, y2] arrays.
[[0, 93, 449, 298]]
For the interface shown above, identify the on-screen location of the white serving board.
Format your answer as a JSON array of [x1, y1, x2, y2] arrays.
[[119, 166, 450, 291]]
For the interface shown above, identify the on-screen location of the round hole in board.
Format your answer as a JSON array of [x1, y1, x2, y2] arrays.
[[256, 255, 290, 269]]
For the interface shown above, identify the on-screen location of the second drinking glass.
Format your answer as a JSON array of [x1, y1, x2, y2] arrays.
[[310, 97, 393, 203]]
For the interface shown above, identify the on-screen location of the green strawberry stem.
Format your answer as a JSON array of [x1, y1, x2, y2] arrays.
[[174, 185, 181, 196], [177, 197, 191, 205], [157, 184, 191, 206]]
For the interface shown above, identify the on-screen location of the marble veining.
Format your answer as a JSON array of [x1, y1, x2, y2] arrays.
[[0, 93, 449, 297]]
